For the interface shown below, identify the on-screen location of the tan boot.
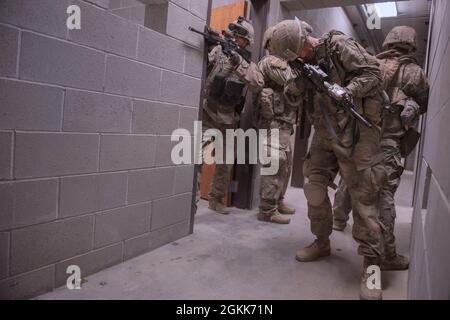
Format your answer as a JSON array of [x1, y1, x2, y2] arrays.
[[381, 254, 409, 271], [360, 257, 382, 300], [257, 210, 291, 224], [295, 238, 331, 262], [278, 200, 296, 215], [208, 199, 230, 215], [332, 219, 347, 231]]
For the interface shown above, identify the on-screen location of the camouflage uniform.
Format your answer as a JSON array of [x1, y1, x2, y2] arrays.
[[332, 27, 429, 262], [297, 30, 386, 259], [197, 39, 264, 211], [256, 54, 300, 222], [332, 176, 351, 228]]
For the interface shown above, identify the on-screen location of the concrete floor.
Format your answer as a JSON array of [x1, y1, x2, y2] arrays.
[[37, 172, 414, 300]]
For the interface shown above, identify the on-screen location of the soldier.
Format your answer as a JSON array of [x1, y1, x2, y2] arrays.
[[270, 19, 387, 300], [197, 17, 264, 215], [256, 26, 304, 224], [332, 26, 429, 272]]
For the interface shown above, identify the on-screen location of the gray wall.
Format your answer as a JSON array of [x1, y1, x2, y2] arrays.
[[0, 0, 207, 299], [408, 0, 450, 300], [267, 1, 360, 40]]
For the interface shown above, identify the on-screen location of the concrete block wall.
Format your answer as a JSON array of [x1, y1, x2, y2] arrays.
[[408, 0, 450, 300], [0, 0, 206, 299]]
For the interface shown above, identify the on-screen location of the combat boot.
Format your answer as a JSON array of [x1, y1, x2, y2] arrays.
[[360, 257, 382, 300], [332, 219, 347, 231], [295, 237, 331, 262], [278, 200, 296, 215], [208, 199, 230, 215], [257, 210, 291, 224], [381, 254, 409, 271]]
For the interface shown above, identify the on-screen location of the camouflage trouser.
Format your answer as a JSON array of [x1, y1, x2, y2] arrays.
[[332, 140, 403, 258], [333, 177, 352, 223], [259, 127, 292, 214], [195, 119, 234, 204], [303, 124, 386, 258]]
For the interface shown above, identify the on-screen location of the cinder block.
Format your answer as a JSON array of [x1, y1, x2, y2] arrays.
[[129, 4, 146, 25], [122, 0, 144, 7], [179, 106, 199, 135], [151, 193, 192, 230], [0, 179, 58, 231], [105, 55, 161, 100], [0, 266, 54, 300], [184, 46, 204, 78], [20, 32, 105, 91], [148, 219, 190, 249], [124, 219, 191, 260], [14, 132, 99, 179], [127, 167, 175, 203], [109, 0, 122, 9], [0, 24, 19, 77], [132, 100, 180, 135], [0, 0, 69, 38], [0, 79, 63, 131], [54, 243, 123, 287], [0, 132, 12, 180], [85, 0, 110, 8], [63, 90, 132, 133], [170, 0, 189, 10], [161, 71, 201, 107], [189, 0, 208, 20], [99, 134, 156, 171], [137, 27, 184, 72], [154, 135, 177, 167], [94, 203, 151, 248], [166, 2, 204, 48], [60, 172, 127, 218], [10, 216, 94, 275], [174, 165, 195, 194], [123, 232, 150, 260], [68, 1, 138, 58], [0, 233, 9, 280]]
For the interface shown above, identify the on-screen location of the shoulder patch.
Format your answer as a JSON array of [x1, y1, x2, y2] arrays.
[[266, 55, 288, 69]]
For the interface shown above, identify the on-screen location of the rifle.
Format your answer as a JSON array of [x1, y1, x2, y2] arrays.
[[188, 26, 251, 62], [289, 59, 373, 128]]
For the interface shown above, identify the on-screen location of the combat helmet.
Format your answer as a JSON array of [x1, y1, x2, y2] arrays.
[[228, 16, 255, 46], [383, 26, 418, 52], [262, 26, 275, 51], [270, 19, 312, 61]]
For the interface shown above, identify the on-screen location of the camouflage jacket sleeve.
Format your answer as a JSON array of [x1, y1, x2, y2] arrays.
[[401, 62, 429, 114], [332, 36, 382, 98], [208, 45, 222, 65], [258, 55, 299, 87], [234, 58, 265, 93]]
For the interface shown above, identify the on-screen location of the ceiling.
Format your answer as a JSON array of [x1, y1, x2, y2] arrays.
[[281, 0, 431, 64], [280, 0, 411, 10]]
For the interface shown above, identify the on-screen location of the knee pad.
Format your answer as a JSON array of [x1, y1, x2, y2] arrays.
[[304, 182, 327, 206]]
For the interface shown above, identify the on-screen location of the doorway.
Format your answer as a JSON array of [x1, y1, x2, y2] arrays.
[[198, 0, 250, 207]]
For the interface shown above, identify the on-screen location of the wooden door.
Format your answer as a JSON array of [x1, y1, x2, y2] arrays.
[[199, 0, 248, 205]]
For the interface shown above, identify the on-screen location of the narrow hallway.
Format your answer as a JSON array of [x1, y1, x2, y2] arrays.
[[37, 173, 413, 300]]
